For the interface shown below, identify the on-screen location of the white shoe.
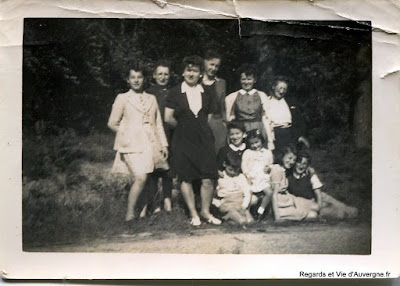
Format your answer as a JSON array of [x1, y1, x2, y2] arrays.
[[204, 215, 222, 225], [190, 217, 201, 226], [139, 205, 147, 218]]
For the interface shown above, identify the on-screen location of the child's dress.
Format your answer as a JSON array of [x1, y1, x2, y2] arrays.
[[270, 164, 311, 221], [217, 172, 251, 221], [241, 148, 274, 193]]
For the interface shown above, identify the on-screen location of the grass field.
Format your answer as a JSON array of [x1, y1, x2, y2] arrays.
[[22, 130, 371, 252]]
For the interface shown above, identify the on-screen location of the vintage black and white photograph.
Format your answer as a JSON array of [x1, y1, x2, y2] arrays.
[[22, 18, 372, 254]]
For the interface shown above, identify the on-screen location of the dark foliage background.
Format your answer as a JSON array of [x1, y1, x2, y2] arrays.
[[23, 19, 371, 144]]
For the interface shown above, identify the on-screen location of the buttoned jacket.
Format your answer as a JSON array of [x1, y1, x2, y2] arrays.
[[108, 90, 168, 153]]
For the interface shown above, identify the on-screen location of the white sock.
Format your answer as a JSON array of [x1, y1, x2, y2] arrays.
[[257, 207, 265, 215]]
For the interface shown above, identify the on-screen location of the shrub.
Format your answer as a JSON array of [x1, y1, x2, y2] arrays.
[[23, 131, 131, 245]]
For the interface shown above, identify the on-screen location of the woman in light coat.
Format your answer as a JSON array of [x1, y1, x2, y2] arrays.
[[108, 64, 168, 222]]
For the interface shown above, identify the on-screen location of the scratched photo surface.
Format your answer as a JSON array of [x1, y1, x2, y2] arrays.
[[22, 19, 371, 254]]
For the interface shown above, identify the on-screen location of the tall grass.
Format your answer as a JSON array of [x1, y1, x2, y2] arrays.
[[23, 130, 131, 246]]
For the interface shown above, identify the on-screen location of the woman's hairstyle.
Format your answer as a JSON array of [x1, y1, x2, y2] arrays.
[[227, 121, 246, 133], [296, 149, 312, 164], [204, 49, 222, 60], [275, 143, 298, 166], [126, 62, 147, 78], [224, 152, 242, 170], [154, 59, 171, 72], [182, 55, 204, 73], [237, 63, 257, 80], [272, 75, 289, 87], [246, 129, 265, 145]]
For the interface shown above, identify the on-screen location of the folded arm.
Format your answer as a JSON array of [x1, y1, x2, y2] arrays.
[[164, 107, 177, 128]]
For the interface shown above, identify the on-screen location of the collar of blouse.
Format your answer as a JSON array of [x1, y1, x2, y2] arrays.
[[202, 76, 221, 86], [292, 170, 309, 179], [127, 90, 153, 113], [229, 143, 246, 151], [181, 81, 204, 94], [239, 89, 257, 95]]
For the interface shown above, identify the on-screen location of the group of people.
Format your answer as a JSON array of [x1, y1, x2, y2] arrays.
[[108, 50, 358, 227]]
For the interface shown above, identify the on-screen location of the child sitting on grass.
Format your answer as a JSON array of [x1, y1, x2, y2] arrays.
[[216, 153, 254, 225], [212, 121, 247, 208], [270, 145, 319, 222], [287, 150, 358, 219], [241, 129, 274, 219]]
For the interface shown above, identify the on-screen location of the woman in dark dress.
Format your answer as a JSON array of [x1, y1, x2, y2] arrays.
[[164, 55, 221, 226]]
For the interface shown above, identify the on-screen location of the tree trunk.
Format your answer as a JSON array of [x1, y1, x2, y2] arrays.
[[352, 82, 372, 149], [352, 44, 372, 149]]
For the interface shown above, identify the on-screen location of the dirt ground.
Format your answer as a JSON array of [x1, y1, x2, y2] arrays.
[[28, 219, 370, 254]]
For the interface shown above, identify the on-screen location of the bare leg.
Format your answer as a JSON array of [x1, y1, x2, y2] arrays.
[[152, 177, 162, 213], [322, 192, 348, 209], [272, 192, 281, 222], [199, 179, 214, 218], [162, 171, 173, 212], [245, 210, 254, 224], [321, 192, 358, 218], [304, 210, 318, 220], [309, 203, 320, 213], [226, 210, 247, 225], [180, 181, 199, 219], [259, 187, 273, 213], [126, 174, 148, 221], [200, 179, 221, 224], [320, 205, 346, 219], [164, 197, 172, 212], [146, 172, 160, 213], [250, 194, 258, 206]]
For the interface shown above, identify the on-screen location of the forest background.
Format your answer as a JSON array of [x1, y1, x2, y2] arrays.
[[22, 19, 372, 250]]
